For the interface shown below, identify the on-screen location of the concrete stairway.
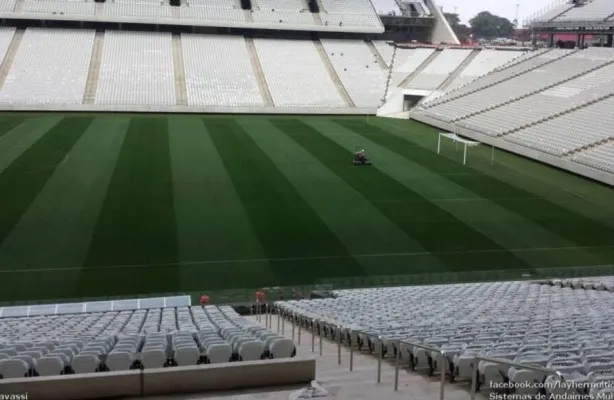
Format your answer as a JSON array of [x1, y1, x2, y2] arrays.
[[314, 40, 355, 107], [83, 30, 105, 105], [13, 0, 24, 12], [425, 49, 577, 108], [499, 92, 614, 137], [453, 58, 614, 122], [365, 40, 387, 71], [0, 29, 24, 92], [95, 2, 103, 15], [244, 37, 274, 107], [399, 49, 441, 88], [246, 313, 483, 400], [172, 33, 188, 106]]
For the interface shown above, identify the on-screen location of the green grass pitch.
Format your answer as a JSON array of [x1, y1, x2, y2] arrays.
[[0, 113, 613, 305]]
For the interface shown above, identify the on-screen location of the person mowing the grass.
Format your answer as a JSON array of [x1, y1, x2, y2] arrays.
[[353, 146, 372, 166]]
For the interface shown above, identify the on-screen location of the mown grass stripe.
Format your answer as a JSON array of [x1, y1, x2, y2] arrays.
[[0, 116, 63, 175], [238, 117, 448, 276], [0, 117, 128, 302], [0, 117, 91, 250], [169, 116, 274, 291], [338, 118, 614, 267], [0, 116, 27, 139], [82, 117, 179, 298], [205, 117, 364, 286], [291, 117, 535, 272], [373, 117, 614, 229]]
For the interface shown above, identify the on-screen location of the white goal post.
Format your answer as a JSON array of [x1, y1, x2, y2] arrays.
[[436, 132, 495, 166]]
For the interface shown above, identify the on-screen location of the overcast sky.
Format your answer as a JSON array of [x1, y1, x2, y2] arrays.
[[372, 0, 555, 25]]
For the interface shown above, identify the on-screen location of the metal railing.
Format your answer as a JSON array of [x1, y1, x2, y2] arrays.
[[265, 308, 570, 400], [4, 264, 614, 307]]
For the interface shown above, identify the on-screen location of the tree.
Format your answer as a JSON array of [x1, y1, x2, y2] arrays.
[[469, 11, 515, 39], [444, 12, 471, 42]]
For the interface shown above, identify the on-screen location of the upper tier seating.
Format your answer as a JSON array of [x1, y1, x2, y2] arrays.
[[180, 0, 246, 23], [254, 38, 345, 108], [531, 3, 575, 22], [0, 305, 295, 377], [0, 0, 15, 11], [95, 31, 176, 106], [504, 96, 614, 156], [571, 142, 614, 174], [105, 2, 173, 19], [320, 0, 382, 27], [181, 34, 263, 107], [555, 0, 614, 21], [251, 0, 315, 25], [457, 52, 614, 136], [406, 49, 472, 90], [277, 282, 614, 399], [444, 50, 525, 91], [22, 0, 95, 15], [372, 40, 393, 67], [388, 47, 435, 87], [423, 49, 614, 122], [0, 27, 14, 67], [320, 39, 386, 108], [0, 28, 94, 105], [421, 49, 555, 109]]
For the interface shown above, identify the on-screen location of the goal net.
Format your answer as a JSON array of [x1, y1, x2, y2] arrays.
[[436, 132, 494, 166]]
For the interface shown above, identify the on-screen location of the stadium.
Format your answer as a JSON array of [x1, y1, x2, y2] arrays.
[[0, 0, 614, 398]]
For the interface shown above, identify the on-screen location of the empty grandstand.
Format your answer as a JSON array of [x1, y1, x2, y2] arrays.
[[1, 0, 614, 399]]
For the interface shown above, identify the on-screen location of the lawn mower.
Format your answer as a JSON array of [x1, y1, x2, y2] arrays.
[[353, 146, 372, 166]]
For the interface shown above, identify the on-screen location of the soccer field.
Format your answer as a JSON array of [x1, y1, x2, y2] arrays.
[[0, 113, 613, 305]]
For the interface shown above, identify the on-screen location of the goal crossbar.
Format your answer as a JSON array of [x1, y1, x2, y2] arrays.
[[436, 132, 494, 166]]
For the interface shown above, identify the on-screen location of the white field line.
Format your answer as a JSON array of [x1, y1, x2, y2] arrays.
[[1, 244, 613, 273]]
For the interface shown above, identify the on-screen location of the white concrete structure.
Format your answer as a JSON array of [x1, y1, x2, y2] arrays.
[[180, 0, 245, 23], [555, 0, 614, 21], [372, 40, 393, 66], [182, 34, 262, 107], [320, 0, 382, 28], [445, 50, 526, 91], [95, 31, 175, 106], [391, 48, 435, 87], [22, 0, 95, 15], [254, 38, 345, 108], [407, 49, 471, 90], [321, 39, 386, 108], [0, 28, 94, 105], [0, 27, 14, 66], [105, 2, 172, 19], [251, 0, 315, 25]]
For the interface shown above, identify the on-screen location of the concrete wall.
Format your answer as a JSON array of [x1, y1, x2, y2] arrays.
[[411, 111, 614, 187], [0, 358, 316, 400], [0, 103, 375, 115]]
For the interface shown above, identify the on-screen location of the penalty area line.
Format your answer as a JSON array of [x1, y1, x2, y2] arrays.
[[1, 244, 614, 274]]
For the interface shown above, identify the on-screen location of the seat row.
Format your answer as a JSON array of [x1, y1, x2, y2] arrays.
[[0, 305, 295, 378], [276, 281, 614, 399]]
